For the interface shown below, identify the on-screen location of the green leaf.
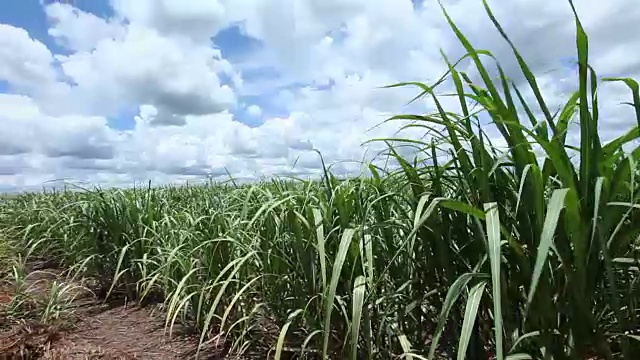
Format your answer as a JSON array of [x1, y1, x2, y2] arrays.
[[323, 228, 357, 358], [526, 189, 569, 311], [457, 280, 488, 360], [313, 208, 327, 290], [275, 309, 303, 360], [484, 202, 504, 360], [428, 272, 488, 360], [351, 276, 366, 360]]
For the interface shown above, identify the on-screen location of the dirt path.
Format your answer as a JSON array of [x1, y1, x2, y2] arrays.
[[0, 265, 227, 359], [44, 302, 211, 359]]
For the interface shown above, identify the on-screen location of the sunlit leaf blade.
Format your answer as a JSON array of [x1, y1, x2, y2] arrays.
[[457, 280, 487, 360]]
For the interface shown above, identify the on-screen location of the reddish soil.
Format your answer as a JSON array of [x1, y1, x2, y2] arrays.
[[42, 302, 216, 359], [0, 265, 228, 359]]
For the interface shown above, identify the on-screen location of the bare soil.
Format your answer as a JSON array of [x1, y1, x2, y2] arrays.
[[41, 303, 216, 359], [0, 264, 228, 360]]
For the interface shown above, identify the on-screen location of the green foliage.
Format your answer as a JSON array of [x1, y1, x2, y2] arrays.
[[1, 0, 640, 359]]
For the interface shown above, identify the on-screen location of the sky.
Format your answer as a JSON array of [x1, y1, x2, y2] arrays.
[[0, 0, 639, 192]]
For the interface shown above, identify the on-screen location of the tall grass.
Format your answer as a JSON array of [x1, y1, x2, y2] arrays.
[[2, 0, 640, 359]]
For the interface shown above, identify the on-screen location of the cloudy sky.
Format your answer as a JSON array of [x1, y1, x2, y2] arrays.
[[0, 0, 638, 192]]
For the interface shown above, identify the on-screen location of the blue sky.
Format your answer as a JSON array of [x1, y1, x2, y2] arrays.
[[0, 0, 637, 191]]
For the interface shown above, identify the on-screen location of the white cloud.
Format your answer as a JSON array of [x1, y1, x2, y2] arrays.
[[0, 94, 116, 160], [111, 0, 228, 42], [0, 24, 57, 91], [53, 22, 237, 121], [1, 3, 238, 122], [0, 0, 639, 191], [46, 3, 125, 52], [247, 104, 262, 117]]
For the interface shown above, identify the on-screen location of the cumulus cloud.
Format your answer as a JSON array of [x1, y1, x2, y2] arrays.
[[111, 0, 228, 42], [0, 94, 116, 160], [0, 24, 57, 91], [1, 2, 238, 122], [0, 0, 639, 191], [246, 104, 262, 117], [46, 2, 125, 52], [51, 12, 237, 119]]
